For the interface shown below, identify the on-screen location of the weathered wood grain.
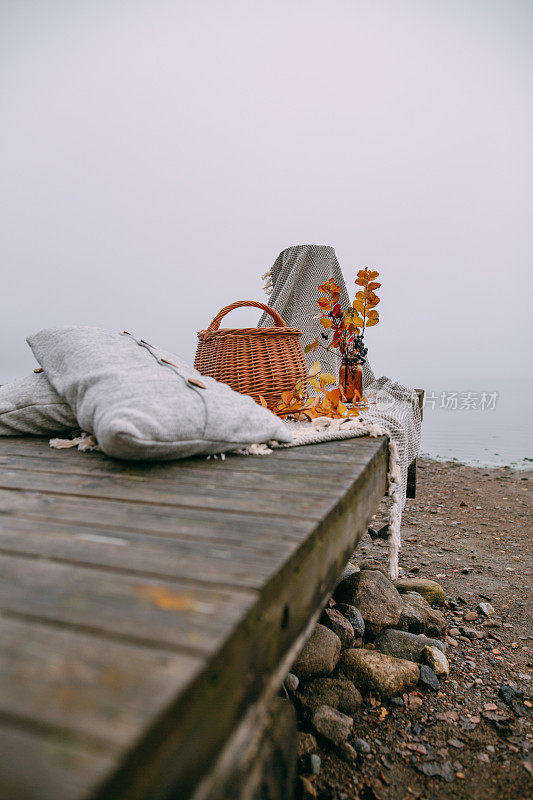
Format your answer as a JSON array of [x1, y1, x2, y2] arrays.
[[0, 724, 114, 800], [0, 617, 201, 748], [0, 435, 389, 800]]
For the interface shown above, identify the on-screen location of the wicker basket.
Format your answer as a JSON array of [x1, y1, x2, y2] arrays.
[[195, 300, 307, 410]]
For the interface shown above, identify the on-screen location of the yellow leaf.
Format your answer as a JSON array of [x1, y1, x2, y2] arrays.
[[309, 360, 322, 377], [320, 318, 333, 328], [337, 401, 348, 416], [258, 395, 268, 408], [309, 377, 321, 391], [352, 298, 365, 313], [319, 372, 336, 387]]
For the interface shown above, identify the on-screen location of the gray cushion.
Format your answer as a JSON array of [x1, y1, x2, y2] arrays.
[[0, 373, 77, 435], [27, 327, 291, 460]]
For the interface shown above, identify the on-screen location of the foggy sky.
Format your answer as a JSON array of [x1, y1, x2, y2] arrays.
[[1, 0, 532, 389]]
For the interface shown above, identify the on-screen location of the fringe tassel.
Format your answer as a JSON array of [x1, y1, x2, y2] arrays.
[[261, 270, 273, 295], [49, 432, 100, 452]]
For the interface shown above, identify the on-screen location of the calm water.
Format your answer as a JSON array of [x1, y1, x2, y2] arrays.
[[420, 379, 532, 469]]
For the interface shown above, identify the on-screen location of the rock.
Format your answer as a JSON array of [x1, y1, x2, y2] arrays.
[[419, 665, 440, 691], [295, 677, 362, 719], [415, 760, 454, 782], [299, 776, 317, 799], [338, 741, 357, 762], [499, 684, 530, 717], [292, 624, 341, 680], [333, 563, 360, 605], [312, 704, 353, 745], [309, 753, 321, 775], [353, 737, 371, 754], [335, 604, 365, 638], [478, 602, 495, 616], [320, 608, 355, 650], [397, 593, 447, 637], [459, 626, 480, 639], [393, 578, 445, 606], [374, 629, 446, 663], [285, 673, 299, 692], [390, 696, 405, 707], [357, 560, 390, 576], [353, 569, 403, 635], [337, 649, 420, 697], [423, 645, 449, 677], [297, 732, 318, 757]]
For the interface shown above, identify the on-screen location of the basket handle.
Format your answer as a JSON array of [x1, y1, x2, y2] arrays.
[[206, 301, 288, 332]]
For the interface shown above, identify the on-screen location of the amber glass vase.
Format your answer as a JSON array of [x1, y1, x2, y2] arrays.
[[339, 361, 362, 403]]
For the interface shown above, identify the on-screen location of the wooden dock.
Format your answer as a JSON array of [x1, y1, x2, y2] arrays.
[[0, 434, 388, 800]]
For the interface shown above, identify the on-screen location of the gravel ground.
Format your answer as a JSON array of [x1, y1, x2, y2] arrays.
[[300, 458, 532, 800]]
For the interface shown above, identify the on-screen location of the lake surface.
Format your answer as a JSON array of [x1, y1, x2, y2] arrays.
[[419, 379, 532, 469]]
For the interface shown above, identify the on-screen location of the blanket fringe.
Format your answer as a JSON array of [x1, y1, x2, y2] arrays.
[[49, 432, 100, 452]]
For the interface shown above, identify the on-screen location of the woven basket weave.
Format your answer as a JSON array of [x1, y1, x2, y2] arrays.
[[195, 300, 307, 410]]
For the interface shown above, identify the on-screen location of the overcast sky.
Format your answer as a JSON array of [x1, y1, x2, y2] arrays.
[[1, 0, 531, 389]]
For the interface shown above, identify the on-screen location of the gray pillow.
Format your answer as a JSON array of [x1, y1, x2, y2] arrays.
[[0, 373, 77, 435], [27, 327, 291, 460]]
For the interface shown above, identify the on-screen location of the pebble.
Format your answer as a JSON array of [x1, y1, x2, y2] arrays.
[[374, 629, 446, 663], [337, 741, 357, 763], [295, 677, 362, 718], [297, 732, 318, 757], [353, 569, 403, 635], [299, 776, 317, 799], [291, 624, 341, 680], [338, 649, 420, 697], [320, 608, 355, 650], [285, 673, 299, 692], [312, 704, 353, 745], [419, 664, 440, 691], [333, 563, 360, 605], [390, 696, 405, 707], [478, 602, 495, 616], [423, 645, 450, 677], [393, 578, 446, 606], [334, 604, 365, 638], [397, 593, 447, 637], [309, 753, 321, 775], [353, 737, 371, 754]]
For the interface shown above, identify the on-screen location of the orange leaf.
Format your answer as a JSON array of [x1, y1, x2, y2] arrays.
[[317, 297, 331, 310], [258, 395, 268, 408], [320, 318, 333, 328], [326, 388, 341, 405]]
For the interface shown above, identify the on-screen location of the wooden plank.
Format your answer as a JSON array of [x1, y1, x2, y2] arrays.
[[0, 617, 201, 748], [0, 468, 347, 519], [0, 516, 299, 589], [0, 488, 313, 543], [0, 725, 113, 800], [0, 554, 256, 655], [0, 453, 349, 492]]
